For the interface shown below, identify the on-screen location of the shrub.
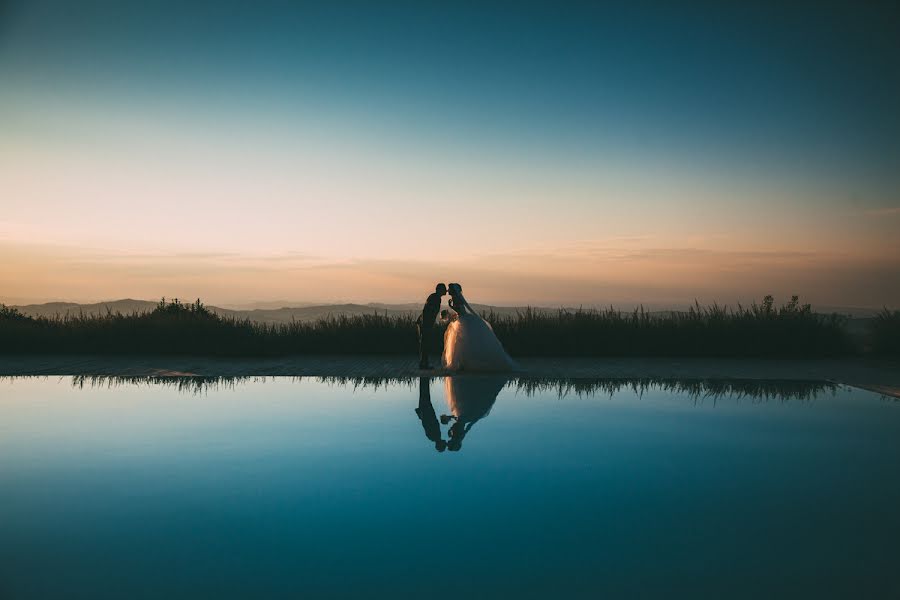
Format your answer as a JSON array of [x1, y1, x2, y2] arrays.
[[871, 308, 900, 356], [0, 296, 855, 358]]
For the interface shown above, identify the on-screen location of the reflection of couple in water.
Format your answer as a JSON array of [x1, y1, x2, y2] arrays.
[[415, 376, 507, 452]]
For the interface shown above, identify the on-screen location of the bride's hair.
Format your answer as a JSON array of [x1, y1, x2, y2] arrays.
[[448, 283, 462, 294]]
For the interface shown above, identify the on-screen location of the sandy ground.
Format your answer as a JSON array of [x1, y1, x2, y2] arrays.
[[1, 354, 898, 398]]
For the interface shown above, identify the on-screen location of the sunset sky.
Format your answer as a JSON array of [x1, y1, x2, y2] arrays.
[[2, 2, 898, 307]]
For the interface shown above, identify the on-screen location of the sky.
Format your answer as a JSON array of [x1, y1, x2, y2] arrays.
[[1, 1, 899, 307]]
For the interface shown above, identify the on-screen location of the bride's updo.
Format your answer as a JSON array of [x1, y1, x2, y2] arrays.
[[448, 283, 462, 294]]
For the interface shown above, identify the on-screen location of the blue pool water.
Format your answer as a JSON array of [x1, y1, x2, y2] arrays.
[[1, 376, 898, 598]]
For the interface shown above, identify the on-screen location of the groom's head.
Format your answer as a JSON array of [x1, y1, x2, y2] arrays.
[[435, 283, 447, 295]]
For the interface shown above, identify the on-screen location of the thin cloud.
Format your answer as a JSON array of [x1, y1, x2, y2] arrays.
[[864, 207, 900, 217], [3, 240, 898, 307]]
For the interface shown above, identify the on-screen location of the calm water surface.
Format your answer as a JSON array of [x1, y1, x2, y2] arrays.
[[1, 376, 898, 598]]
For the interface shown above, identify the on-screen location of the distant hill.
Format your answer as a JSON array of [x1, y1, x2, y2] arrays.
[[9, 299, 531, 323], [9, 299, 884, 324], [230, 304, 418, 323], [11, 299, 160, 318]]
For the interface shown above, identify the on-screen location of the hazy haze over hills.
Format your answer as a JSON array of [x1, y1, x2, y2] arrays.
[[8, 299, 885, 322]]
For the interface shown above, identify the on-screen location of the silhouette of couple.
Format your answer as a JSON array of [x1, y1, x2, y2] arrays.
[[415, 376, 507, 452], [416, 283, 515, 372]]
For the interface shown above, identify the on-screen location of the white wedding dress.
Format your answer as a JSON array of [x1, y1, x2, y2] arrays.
[[442, 293, 516, 372]]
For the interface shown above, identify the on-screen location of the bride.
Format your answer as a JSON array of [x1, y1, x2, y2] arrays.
[[442, 283, 516, 372]]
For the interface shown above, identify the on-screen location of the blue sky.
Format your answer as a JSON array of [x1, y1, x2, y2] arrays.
[[1, 1, 898, 306], [5, 2, 899, 172]]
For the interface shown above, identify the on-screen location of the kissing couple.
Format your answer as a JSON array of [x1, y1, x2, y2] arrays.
[[416, 282, 515, 372]]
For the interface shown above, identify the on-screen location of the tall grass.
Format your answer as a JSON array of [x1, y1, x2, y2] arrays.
[[489, 295, 852, 357], [0, 298, 417, 356], [871, 308, 900, 356], [0, 296, 857, 358]]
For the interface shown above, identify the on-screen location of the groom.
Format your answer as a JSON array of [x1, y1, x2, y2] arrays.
[[416, 283, 447, 369], [415, 377, 447, 452]]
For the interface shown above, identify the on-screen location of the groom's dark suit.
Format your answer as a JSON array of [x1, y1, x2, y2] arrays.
[[417, 291, 442, 367]]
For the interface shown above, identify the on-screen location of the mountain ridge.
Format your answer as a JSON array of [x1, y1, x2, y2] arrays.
[[7, 299, 885, 323]]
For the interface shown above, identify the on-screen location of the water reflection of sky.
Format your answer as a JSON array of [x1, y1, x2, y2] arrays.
[[1, 376, 898, 597]]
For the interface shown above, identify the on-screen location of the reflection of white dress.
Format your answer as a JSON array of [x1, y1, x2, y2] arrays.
[[442, 294, 515, 372], [445, 376, 508, 422], [444, 375, 508, 450]]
